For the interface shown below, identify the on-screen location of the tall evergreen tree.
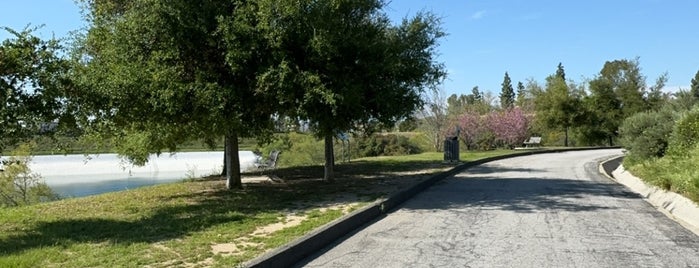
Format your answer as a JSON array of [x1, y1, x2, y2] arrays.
[[500, 72, 515, 109], [516, 81, 525, 106], [534, 69, 583, 147], [556, 62, 566, 81], [691, 70, 699, 101], [472, 86, 483, 102]]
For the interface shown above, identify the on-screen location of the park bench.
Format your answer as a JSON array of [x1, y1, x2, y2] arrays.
[[523, 137, 542, 148], [255, 150, 281, 169]]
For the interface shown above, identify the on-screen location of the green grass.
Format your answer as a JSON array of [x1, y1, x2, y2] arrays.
[[0, 150, 518, 267]]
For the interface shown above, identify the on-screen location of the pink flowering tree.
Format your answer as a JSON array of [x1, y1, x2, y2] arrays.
[[457, 107, 531, 150], [487, 107, 531, 148], [457, 112, 495, 150]]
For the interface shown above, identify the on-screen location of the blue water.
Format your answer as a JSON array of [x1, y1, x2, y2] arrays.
[[49, 176, 185, 197]]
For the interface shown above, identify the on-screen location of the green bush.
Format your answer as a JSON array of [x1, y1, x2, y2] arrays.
[[407, 132, 433, 152], [354, 134, 422, 157], [257, 132, 423, 167], [0, 143, 60, 207], [257, 133, 325, 167], [627, 143, 699, 202], [667, 106, 699, 157], [619, 109, 677, 164], [398, 118, 418, 132]]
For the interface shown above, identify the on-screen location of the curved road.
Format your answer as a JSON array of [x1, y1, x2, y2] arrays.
[[299, 149, 699, 267]]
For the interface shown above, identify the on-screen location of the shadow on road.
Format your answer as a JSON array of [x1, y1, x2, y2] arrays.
[[401, 175, 641, 213]]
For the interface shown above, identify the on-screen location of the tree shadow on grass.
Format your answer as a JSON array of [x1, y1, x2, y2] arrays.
[[250, 160, 454, 181], [0, 178, 356, 256]]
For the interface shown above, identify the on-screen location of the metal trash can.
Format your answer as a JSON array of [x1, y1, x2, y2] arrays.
[[443, 136, 460, 163]]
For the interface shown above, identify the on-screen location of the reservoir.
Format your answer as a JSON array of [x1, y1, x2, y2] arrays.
[[28, 151, 257, 198]]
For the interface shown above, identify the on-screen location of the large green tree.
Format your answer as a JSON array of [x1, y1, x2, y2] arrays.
[[582, 77, 622, 146], [598, 58, 648, 117], [534, 66, 583, 147], [74, 0, 275, 189], [580, 58, 667, 145], [447, 94, 469, 117], [500, 72, 515, 109], [256, 0, 446, 181], [1, 27, 71, 155]]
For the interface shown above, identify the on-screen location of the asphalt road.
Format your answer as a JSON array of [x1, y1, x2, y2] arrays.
[[298, 149, 699, 267]]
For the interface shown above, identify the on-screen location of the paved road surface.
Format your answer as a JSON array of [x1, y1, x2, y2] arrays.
[[299, 149, 699, 267]]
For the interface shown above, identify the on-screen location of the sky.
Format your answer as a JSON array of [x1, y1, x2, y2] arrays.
[[2, 0, 699, 97]]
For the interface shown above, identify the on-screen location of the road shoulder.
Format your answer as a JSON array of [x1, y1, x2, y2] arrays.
[[603, 159, 699, 235]]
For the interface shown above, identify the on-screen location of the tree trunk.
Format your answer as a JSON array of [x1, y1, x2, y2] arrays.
[[221, 151, 227, 176], [323, 134, 335, 182], [225, 133, 242, 189], [608, 135, 613, 147], [564, 126, 569, 147]]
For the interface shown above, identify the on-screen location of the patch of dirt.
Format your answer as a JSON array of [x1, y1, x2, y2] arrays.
[[209, 214, 307, 258], [251, 215, 307, 237], [203, 164, 453, 265], [211, 243, 240, 255]]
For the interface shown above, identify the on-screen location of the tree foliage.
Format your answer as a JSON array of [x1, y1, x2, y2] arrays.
[[256, 0, 446, 180], [1, 27, 71, 154], [579, 58, 668, 146], [691, 70, 699, 102], [472, 86, 483, 102], [446, 94, 469, 117], [533, 71, 583, 147], [619, 109, 677, 163], [500, 72, 515, 109], [555, 62, 566, 81], [74, 0, 277, 188], [668, 106, 699, 157], [598, 58, 648, 116]]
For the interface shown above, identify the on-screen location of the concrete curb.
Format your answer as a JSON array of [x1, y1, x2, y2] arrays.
[[244, 147, 620, 268], [601, 158, 699, 235]]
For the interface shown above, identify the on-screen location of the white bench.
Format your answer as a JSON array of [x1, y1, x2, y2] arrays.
[[523, 137, 542, 148]]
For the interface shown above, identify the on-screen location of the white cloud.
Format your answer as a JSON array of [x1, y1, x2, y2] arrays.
[[471, 10, 486, 20]]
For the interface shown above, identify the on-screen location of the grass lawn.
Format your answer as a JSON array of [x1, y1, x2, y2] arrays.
[[0, 149, 515, 267]]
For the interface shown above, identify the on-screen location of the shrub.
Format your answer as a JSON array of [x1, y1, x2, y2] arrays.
[[619, 109, 676, 164], [398, 118, 418, 132], [257, 133, 324, 167], [354, 134, 422, 157], [667, 106, 699, 157], [627, 143, 699, 202], [407, 132, 433, 152], [0, 143, 60, 207]]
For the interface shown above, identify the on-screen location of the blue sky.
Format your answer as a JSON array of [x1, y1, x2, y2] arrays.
[[2, 0, 698, 97]]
